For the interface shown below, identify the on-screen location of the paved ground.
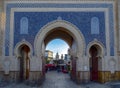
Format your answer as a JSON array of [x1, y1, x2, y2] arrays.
[[41, 71, 110, 88], [1, 71, 120, 88]]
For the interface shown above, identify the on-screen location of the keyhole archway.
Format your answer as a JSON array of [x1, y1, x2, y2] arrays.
[[89, 44, 103, 82], [43, 27, 77, 77], [18, 44, 30, 81], [34, 20, 85, 82], [34, 20, 85, 58]]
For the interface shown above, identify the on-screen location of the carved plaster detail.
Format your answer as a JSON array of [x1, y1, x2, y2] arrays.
[[14, 40, 33, 58], [34, 20, 86, 57], [87, 39, 105, 57]]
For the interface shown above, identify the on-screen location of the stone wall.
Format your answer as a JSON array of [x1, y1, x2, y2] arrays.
[[4, 71, 44, 82], [0, 0, 3, 56], [118, 0, 120, 51], [75, 71, 120, 83], [118, 0, 120, 30]]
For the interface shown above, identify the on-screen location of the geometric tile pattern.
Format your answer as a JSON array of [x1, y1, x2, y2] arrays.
[[5, 3, 114, 56]]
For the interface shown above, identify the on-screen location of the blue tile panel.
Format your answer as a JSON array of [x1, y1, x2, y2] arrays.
[[5, 3, 114, 56], [14, 12, 105, 53]]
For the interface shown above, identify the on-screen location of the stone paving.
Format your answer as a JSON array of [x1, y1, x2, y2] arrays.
[[41, 71, 110, 88], [1, 71, 120, 88]]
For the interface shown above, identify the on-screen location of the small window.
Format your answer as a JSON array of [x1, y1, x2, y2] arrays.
[[20, 17, 28, 34], [91, 17, 100, 34]]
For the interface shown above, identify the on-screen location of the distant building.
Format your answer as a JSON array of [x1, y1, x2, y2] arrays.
[[55, 52, 59, 60], [64, 54, 70, 64], [64, 54, 68, 60], [45, 50, 53, 61], [61, 54, 64, 60]]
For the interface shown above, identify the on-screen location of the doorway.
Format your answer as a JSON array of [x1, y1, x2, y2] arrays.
[[42, 27, 79, 81], [34, 20, 85, 83], [18, 44, 30, 81], [89, 45, 99, 82]]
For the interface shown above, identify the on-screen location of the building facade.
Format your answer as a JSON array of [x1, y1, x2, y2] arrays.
[[0, 0, 120, 84], [45, 50, 53, 61]]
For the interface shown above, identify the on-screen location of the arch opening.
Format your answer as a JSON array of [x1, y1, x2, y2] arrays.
[[34, 20, 85, 57], [45, 38, 69, 58], [44, 27, 77, 68], [18, 44, 30, 81], [89, 44, 102, 82], [34, 20, 85, 83], [44, 27, 73, 47], [45, 38, 70, 72], [39, 26, 80, 83]]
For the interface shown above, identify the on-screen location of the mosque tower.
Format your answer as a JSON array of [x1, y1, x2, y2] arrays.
[[55, 52, 59, 60]]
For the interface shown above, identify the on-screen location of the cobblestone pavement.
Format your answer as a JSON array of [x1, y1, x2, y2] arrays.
[[2, 71, 120, 88]]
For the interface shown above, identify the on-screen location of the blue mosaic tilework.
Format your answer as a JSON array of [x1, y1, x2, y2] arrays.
[[5, 3, 114, 56], [14, 12, 105, 52]]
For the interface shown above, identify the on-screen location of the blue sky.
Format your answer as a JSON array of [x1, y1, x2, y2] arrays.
[[46, 39, 69, 58]]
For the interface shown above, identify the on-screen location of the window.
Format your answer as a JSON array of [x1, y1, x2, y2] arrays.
[[20, 17, 28, 34], [91, 17, 100, 34]]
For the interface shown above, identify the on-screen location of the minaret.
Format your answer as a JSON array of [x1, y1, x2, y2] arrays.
[[61, 54, 63, 60], [55, 52, 59, 60]]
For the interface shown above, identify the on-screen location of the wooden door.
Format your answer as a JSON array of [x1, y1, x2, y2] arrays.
[[90, 46, 98, 82], [26, 56, 30, 79], [19, 56, 24, 81], [91, 57, 98, 81], [71, 57, 76, 81], [19, 45, 30, 81]]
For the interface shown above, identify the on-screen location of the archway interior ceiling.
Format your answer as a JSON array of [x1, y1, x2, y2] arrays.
[[44, 27, 73, 47]]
